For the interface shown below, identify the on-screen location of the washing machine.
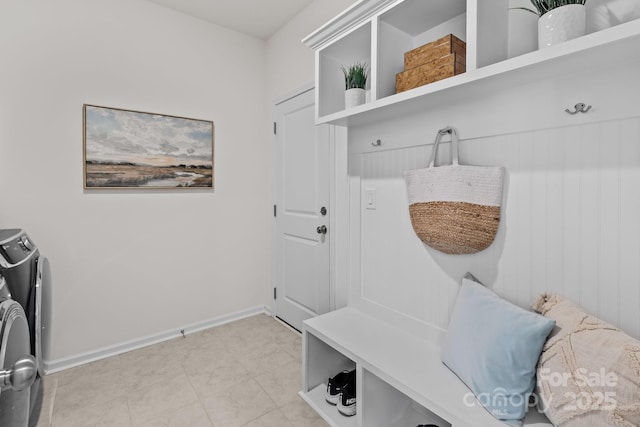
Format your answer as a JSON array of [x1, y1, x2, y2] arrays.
[[0, 229, 51, 420], [0, 275, 38, 427]]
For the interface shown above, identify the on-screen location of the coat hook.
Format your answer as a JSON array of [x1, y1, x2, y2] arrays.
[[565, 103, 592, 115], [371, 139, 382, 147]]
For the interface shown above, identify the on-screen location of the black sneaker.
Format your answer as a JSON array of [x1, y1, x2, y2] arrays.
[[337, 371, 356, 416], [325, 369, 354, 405]]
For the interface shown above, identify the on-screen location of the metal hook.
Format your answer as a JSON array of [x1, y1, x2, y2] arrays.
[[371, 139, 382, 147], [565, 103, 592, 115]]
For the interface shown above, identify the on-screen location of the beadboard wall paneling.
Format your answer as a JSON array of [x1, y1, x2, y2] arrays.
[[355, 117, 640, 339]]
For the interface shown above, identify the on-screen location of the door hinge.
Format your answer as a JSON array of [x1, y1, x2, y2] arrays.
[[273, 204, 277, 217], [273, 122, 277, 135], [273, 287, 277, 299]]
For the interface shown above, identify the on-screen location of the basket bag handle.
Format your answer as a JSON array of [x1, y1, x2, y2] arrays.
[[428, 126, 459, 168]]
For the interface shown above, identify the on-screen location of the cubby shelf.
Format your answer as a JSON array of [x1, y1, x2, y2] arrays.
[[299, 384, 358, 427], [304, 0, 640, 127]]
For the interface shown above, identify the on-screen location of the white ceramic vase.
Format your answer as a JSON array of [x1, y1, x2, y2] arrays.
[[538, 4, 586, 49], [345, 88, 366, 109]]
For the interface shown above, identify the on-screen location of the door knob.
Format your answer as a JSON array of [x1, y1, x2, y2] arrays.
[[316, 225, 327, 235]]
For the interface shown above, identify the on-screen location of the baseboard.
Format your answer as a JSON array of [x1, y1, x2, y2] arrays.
[[263, 304, 273, 317], [45, 305, 269, 374]]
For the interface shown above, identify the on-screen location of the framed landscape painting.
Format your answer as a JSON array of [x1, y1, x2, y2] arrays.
[[83, 104, 214, 189]]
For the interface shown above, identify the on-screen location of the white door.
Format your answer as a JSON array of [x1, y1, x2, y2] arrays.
[[274, 87, 330, 331]]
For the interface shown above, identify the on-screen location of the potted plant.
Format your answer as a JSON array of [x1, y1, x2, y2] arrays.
[[516, 0, 587, 48], [341, 62, 368, 109]]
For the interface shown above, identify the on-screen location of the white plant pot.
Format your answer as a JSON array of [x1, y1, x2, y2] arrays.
[[538, 4, 586, 49], [345, 88, 366, 109]]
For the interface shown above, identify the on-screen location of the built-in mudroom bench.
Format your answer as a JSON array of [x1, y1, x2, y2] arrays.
[[300, 307, 553, 426], [299, 0, 640, 426]]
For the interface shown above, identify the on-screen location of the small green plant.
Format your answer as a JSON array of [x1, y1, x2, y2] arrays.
[[514, 0, 587, 16], [340, 62, 368, 90]]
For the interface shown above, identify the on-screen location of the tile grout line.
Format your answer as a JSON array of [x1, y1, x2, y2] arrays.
[[43, 376, 58, 427], [124, 389, 134, 427], [252, 379, 282, 425], [183, 359, 217, 427]]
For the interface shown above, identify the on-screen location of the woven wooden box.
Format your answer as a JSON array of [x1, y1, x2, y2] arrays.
[[396, 53, 466, 93], [404, 34, 466, 70]]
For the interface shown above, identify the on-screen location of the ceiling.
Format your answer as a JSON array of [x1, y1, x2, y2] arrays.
[[146, 0, 315, 40]]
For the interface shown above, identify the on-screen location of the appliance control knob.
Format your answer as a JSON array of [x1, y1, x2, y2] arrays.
[[20, 237, 33, 251]]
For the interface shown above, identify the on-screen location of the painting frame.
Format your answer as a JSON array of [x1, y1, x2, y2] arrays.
[[83, 104, 214, 190]]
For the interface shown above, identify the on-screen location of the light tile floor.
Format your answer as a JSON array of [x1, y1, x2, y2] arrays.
[[33, 314, 329, 427]]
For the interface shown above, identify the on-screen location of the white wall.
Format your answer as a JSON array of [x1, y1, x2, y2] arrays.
[[266, 0, 358, 101], [0, 0, 269, 365]]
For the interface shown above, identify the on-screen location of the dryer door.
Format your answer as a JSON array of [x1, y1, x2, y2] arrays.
[[35, 256, 51, 376], [0, 300, 32, 427]]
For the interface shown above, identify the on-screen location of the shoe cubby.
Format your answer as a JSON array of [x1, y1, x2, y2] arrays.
[[362, 369, 451, 427], [302, 331, 357, 427], [376, 0, 467, 101], [318, 21, 372, 118], [302, 309, 462, 427]]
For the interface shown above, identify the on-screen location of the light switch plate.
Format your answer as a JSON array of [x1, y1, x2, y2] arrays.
[[365, 188, 376, 210]]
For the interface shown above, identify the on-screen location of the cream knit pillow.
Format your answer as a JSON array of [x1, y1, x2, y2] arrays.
[[532, 294, 640, 426]]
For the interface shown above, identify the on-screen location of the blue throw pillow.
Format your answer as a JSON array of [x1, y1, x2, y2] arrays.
[[441, 274, 555, 425]]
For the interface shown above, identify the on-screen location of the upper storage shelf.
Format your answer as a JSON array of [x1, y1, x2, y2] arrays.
[[376, 0, 467, 101], [318, 21, 372, 118], [303, 0, 640, 127]]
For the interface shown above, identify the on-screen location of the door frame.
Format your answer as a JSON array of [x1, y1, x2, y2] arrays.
[[270, 82, 344, 322]]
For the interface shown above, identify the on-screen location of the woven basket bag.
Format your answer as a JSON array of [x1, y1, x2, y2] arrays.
[[404, 127, 504, 255]]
